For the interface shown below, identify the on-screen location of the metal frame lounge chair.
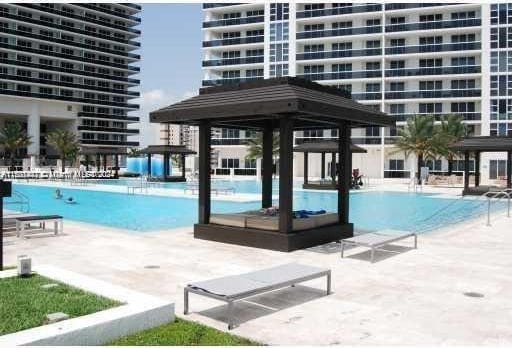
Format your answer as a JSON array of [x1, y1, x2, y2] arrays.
[[340, 230, 417, 263], [184, 263, 331, 329]]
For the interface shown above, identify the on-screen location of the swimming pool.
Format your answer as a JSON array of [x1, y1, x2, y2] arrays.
[[9, 183, 495, 233]]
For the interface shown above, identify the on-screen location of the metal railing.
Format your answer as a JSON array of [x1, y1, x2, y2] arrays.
[[481, 189, 512, 226], [5, 190, 30, 213]]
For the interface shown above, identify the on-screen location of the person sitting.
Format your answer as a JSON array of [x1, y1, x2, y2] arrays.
[[55, 189, 63, 199]]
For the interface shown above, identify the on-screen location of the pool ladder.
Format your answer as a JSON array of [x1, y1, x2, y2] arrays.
[[480, 189, 512, 226], [4, 190, 30, 213], [407, 177, 423, 193]]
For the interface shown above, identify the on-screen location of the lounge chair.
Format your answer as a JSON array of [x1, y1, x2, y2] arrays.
[[340, 230, 417, 263], [184, 263, 331, 329]]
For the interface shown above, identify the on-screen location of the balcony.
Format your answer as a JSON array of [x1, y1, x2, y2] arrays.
[[385, 42, 481, 55], [385, 65, 481, 77], [0, 58, 140, 84], [297, 26, 381, 39], [203, 15, 264, 28], [297, 70, 382, 81], [19, 4, 141, 34], [351, 92, 382, 100], [385, 3, 450, 10], [203, 4, 243, 9], [77, 125, 139, 134], [0, 41, 140, 72], [385, 18, 481, 33], [297, 48, 381, 60], [352, 136, 382, 145], [0, 73, 140, 97], [202, 36, 264, 47], [391, 112, 481, 122], [202, 56, 264, 67], [0, 88, 139, 108], [2, 12, 141, 47], [211, 138, 252, 145], [385, 89, 481, 99], [296, 4, 382, 18], [80, 139, 139, 146], [78, 112, 139, 122], [76, 4, 141, 23], [202, 76, 263, 87]]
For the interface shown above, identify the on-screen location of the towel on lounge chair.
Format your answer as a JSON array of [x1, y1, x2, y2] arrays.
[[293, 209, 327, 219]]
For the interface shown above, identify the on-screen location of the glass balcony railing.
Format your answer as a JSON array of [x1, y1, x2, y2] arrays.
[[297, 26, 381, 39], [351, 92, 382, 100], [385, 18, 481, 32], [78, 112, 139, 122], [202, 76, 263, 86], [211, 138, 253, 145], [297, 70, 382, 81], [296, 4, 382, 19], [203, 15, 264, 28], [385, 42, 481, 55], [0, 74, 139, 97], [385, 89, 481, 99], [77, 125, 139, 134], [385, 65, 481, 77], [296, 48, 381, 60], [203, 4, 242, 9], [0, 58, 140, 84], [202, 56, 264, 67], [351, 136, 382, 145], [81, 139, 139, 146], [203, 36, 264, 47], [385, 3, 449, 10], [390, 112, 481, 122], [76, 4, 141, 23]]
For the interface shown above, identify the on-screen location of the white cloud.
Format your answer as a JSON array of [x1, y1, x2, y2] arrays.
[[129, 89, 196, 148]]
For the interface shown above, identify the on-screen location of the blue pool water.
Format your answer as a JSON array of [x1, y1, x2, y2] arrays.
[[8, 183, 495, 233]]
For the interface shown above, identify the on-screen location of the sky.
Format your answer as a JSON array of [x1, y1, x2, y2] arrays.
[[133, 4, 203, 146]]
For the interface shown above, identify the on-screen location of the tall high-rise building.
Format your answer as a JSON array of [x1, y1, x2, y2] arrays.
[[201, 3, 510, 182], [0, 3, 140, 167]]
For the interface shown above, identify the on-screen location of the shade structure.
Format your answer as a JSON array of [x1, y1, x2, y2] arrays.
[[80, 147, 125, 177], [293, 141, 367, 154], [449, 136, 512, 194], [138, 145, 196, 182], [150, 77, 395, 251]]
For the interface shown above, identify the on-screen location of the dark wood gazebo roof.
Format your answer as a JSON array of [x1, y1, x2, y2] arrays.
[[150, 77, 395, 129], [450, 136, 512, 152], [139, 145, 196, 155], [293, 141, 367, 154]]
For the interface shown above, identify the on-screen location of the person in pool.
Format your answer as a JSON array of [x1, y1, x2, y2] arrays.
[[65, 197, 76, 204], [55, 189, 63, 199]]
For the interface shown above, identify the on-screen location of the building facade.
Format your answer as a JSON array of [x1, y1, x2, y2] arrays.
[[200, 2, 511, 182], [0, 3, 140, 168]]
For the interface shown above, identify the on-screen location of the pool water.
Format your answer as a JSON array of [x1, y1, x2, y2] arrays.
[[8, 183, 495, 233]]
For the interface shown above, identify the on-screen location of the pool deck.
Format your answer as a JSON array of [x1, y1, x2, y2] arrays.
[[3, 183, 512, 345]]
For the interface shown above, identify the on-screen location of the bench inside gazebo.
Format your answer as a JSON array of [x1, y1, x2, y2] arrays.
[[150, 78, 394, 251], [450, 136, 512, 195], [294, 140, 367, 190], [139, 145, 196, 182]]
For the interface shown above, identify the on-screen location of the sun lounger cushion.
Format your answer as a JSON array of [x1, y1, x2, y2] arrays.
[[210, 213, 248, 228], [313, 213, 339, 226]]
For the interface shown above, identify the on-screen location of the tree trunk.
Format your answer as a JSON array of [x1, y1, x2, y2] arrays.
[[417, 153, 423, 184], [61, 153, 66, 173], [447, 159, 453, 176], [9, 152, 15, 171]]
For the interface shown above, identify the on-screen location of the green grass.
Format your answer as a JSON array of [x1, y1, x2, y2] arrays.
[[0, 274, 120, 335], [110, 318, 260, 346]]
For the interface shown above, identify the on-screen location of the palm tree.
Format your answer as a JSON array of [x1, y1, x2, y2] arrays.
[[437, 114, 467, 175], [394, 115, 438, 183], [127, 147, 142, 157], [46, 129, 80, 172], [0, 122, 32, 170], [245, 132, 280, 177]]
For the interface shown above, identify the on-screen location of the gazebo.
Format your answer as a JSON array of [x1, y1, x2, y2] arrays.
[[150, 78, 394, 251], [139, 145, 196, 182], [450, 136, 512, 195], [80, 147, 125, 178], [293, 140, 367, 190]]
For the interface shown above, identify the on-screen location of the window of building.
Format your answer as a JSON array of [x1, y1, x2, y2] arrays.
[[366, 61, 380, 70], [222, 70, 240, 79], [332, 21, 352, 29], [425, 159, 442, 171], [420, 14, 443, 22], [366, 18, 380, 26], [389, 82, 405, 91], [419, 36, 442, 45], [332, 63, 352, 72], [451, 34, 476, 43], [16, 69, 31, 77], [246, 69, 263, 78], [489, 160, 507, 179], [221, 158, 240, 168], [419, 81, 443, 90], [365, 40, 380, 48], [304, 23, 324, 31], [304, 4, 325, 11], [390, 17, 405, 24], [419, 103, 442, 114], [451, 79, 475, 89], [389, 104, 405, 114], [39, 87, 53, 94], [390, 38, 405, 47], [270, 3, 289, 21], [451, 102, 475, 113], [304, 44, 324, 52], [389, 159, 404, 171], [451, 11, 476, 20], [332, 42, 352, 50], [365, 83, 380, 92], [419, 58, 442, 67], [304, 65, 324, 74], [451, 56, 476, 66]]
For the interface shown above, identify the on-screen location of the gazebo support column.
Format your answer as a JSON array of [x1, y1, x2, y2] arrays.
[[198, 120, 211, 224], [163, 153, 170, 177], [508, 151, 512, 189], [102, 154, 107, 171], [85, 155, 90, 171], [114, 154, 119, 178], [474, 151, 481, 187], [330, 152, 336, 179], [95, 154, 100, 172], [279, 118, 294, 233], [147, 154, 152, 176], [338, 121, 351, 224], [181, 154, 186, 179], [303, 152, 308, 184], [262, 121, 273, 208], [321, 152, 325, 179], [463, 151, 470, 193]]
